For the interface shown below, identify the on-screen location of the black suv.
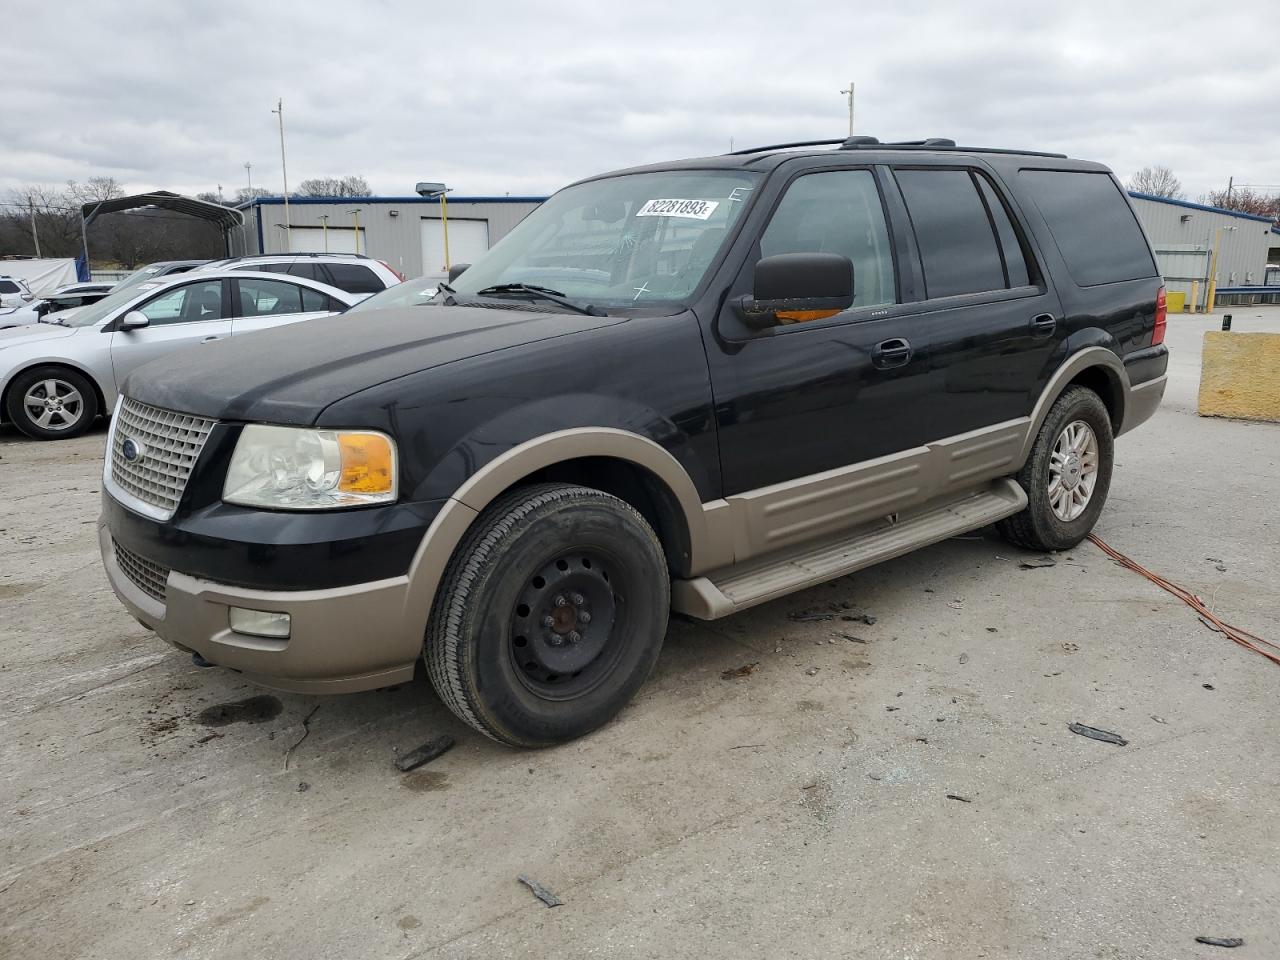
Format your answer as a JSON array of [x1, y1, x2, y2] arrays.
[[100, 136, 1168, 747]]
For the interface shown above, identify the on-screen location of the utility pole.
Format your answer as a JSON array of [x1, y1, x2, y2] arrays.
[[272, 98, 290, 251], [244, 161, 253, 195], [319, 214, 329, 252], [1226, 176, 1234, 205], [28, 198, 41, 258], [840, 81, 855, 136]]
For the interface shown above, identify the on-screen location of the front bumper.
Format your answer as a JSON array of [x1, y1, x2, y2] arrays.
[[99, 522, 422, 693]]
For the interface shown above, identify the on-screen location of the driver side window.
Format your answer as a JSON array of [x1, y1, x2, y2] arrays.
[[760, 170, 897, 310], [136, 280, 224, 326]]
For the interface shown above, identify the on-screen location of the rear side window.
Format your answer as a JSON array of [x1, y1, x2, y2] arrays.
[[1020, 170, 1157, 286], [895, 169, 1006, 299], [976, 175, 1031, 288], [236, 278, 305, 316], [237, 262, 294, 276], [300, 286, 331, 311], [324, 263, 384, 294], [0, 280, 19, 293], [288, 262, 328, 282]]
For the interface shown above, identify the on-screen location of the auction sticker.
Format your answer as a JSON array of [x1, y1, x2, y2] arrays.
[[635, 198, 720, 220]]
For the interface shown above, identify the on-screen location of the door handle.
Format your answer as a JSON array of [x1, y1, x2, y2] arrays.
[[1030, 313, 1057, 338], [871, 337, 912, 369], [202, 335, 226, 342]]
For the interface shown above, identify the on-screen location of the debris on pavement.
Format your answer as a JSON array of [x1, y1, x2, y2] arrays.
[[1061, 641, 1079, 653], [947, 599, 964, 610], [789, 610, 833, 622], [394, 734, 457, 773], [721, 662, 760, 679], [837, 632, 868, 643], [1194, 936, 1244, 948], [842, 613, 878, 625], [959, 652, 970, 664], [296, 781, 310, 793], [517, 874, 564, 908], [1151, 715, 1168, 724], [1067, 722, 1128, 746], [945, 793, 972, 803], [1199, 615, 1223, 634], [1203, 683, 1215, 690], [805, 666, 820, 676], [1019, 555, 1058, 569]]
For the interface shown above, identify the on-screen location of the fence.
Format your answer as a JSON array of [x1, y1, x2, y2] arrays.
[[90, 270, 133, 283]]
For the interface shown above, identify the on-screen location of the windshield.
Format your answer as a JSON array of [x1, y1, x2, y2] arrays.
[[449, 170, 761, 310], [345, 275, 438, 313], [55, 280, 165, 327]]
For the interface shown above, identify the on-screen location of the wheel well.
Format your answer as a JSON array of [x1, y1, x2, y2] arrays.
[[0, 362, 107, 426], [1065, 365, 1122, 433], [519, 456, 693, 577]]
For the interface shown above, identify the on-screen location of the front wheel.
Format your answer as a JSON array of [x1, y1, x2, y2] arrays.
[[997, 386, 1114, 552], [5, 365, 100, 440], [425, 483, 670, 747]]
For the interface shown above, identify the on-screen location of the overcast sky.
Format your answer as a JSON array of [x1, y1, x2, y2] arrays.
[[4, 0, 1278, 203]]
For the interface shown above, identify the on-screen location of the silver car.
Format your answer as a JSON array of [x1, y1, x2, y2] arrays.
[[0, 270, 357, 440]]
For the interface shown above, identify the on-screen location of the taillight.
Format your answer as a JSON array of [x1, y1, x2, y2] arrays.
[[1152, 286, 1167, 346], [378, 259, 405, 282]]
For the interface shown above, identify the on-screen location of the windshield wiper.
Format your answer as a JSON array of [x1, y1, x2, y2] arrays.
[[37, 316, 70, 327], [474, 283, 606, 317]]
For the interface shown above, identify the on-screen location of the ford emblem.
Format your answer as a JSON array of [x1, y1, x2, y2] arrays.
[[121, 437, 146, 462]]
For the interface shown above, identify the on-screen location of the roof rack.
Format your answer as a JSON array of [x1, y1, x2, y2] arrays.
[[727, 136, 1067, 159]]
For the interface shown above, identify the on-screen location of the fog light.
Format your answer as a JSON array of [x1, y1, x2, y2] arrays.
[[229, 607, 291, 639]]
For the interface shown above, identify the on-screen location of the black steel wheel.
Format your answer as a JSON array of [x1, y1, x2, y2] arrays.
[[426, 483, 669, 747]]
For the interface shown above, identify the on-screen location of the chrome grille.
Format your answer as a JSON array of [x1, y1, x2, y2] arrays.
[[109, 398, 216, 519], [112, 538, 169, 603]]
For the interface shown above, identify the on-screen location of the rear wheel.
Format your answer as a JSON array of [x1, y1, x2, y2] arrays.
[[425, 483, 669, 747], [5, 366, 99, 440], [997, 386, 1114, 551]]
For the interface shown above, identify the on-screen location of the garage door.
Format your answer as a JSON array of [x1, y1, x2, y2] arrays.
[[289, 227, 363, 254], [422, 218, 489, 278]]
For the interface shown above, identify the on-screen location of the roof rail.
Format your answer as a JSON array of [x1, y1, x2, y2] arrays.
[[728, 136, 1068, 160], [726, 138, 845, 155]]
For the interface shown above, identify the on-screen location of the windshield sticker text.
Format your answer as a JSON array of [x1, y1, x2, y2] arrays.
[[635, 199, 720, 221]]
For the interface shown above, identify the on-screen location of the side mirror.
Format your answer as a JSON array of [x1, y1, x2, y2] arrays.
[[736, 253, 854, 328], [119, 310, 150, 330], [447, 263, 470, 283]]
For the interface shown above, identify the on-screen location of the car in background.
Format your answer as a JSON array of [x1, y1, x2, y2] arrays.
[[199, 253, 403, 299], [341, 273, 438, 313], [0, 276, 36, 310], [0, 284, 119, 330], [112, 260, 210, 292], [0, 270, 357, 440]]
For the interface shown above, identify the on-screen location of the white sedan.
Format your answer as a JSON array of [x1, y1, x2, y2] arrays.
[[0, 270, 358, 440]]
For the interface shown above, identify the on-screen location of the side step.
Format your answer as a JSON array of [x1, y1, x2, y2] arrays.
[[672, 479, 1027, 619]]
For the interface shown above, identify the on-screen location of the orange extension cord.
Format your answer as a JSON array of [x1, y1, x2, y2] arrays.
[[1088, 533, 1280, 668]]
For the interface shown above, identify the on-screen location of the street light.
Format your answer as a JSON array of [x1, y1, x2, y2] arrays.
[[272, 98, 290, 251], [415, 181, 452, 274]]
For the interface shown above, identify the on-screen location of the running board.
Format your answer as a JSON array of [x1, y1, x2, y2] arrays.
[[671, 479, 1027, 619]]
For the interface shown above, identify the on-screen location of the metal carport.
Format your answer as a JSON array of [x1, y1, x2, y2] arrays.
[[80, 190, 248, 262]]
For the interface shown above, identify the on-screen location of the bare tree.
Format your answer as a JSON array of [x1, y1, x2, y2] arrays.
[[1127, 165, 1184, 199], [234, 187, 271, 204], [295, 175, 371, 197], [1201, 186, 1280, 222]]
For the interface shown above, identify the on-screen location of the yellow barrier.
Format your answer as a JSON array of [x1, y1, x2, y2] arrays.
[[1198, 332, 1280, 423], [1165, 290, 1187, 314]]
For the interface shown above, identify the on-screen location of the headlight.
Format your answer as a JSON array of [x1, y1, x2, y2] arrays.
[[223, 424, 398, 510]]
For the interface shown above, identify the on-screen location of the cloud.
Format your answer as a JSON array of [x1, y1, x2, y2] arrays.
[[3, 0, 1277, 202]]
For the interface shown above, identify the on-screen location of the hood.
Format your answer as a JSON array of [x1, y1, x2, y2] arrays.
[[124, 303, 626, 423], [0, 321, 80, 345]]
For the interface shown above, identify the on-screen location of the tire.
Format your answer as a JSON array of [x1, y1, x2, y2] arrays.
[[997, 386, 1114, 552], [425, 483, 670, 747], [4, 365, 100, 440]]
